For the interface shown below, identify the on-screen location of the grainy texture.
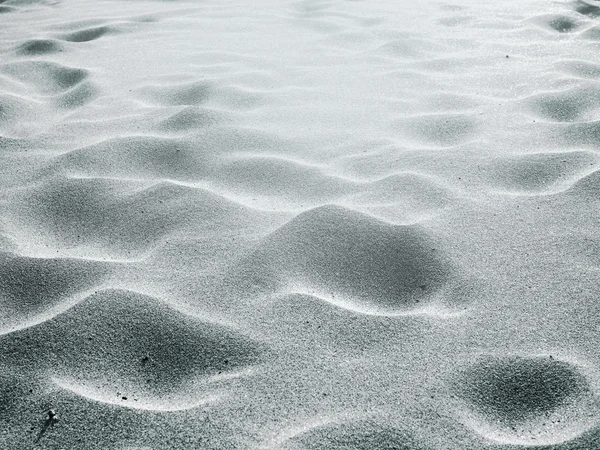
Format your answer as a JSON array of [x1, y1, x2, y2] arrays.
[[1, 0, 600, 448]]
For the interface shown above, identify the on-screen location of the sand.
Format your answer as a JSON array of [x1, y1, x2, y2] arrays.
[[1, 0, 600, 448]]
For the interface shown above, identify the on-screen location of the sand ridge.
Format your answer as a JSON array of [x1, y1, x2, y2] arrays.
[[1, 0, 600, 448]]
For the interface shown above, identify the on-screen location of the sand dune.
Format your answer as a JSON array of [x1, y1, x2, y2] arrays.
[[0, 252, 110, 333], [448, 354, 600, 446], [1, 289, 267, 411], [224, 205, 460, 316], [273, 419, 430, 450], [1, 0, 600, 448]]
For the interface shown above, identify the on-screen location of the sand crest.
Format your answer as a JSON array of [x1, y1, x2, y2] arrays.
[[1, 0, 600, 448]]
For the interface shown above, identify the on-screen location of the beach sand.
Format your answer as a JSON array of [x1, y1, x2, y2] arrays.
[[1, 0, 600, 448]]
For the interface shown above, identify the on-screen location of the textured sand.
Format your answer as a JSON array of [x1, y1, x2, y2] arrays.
[[2, 0, 600, 448]]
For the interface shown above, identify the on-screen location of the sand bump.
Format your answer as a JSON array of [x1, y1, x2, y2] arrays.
[[449, 355, 599, 446], [227, 205, 454, 315]]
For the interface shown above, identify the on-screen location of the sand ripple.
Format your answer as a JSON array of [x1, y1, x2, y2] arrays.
[[0, 289, 268, 411], [448, 354, 600, 446], [2, 0, 600, 447], [225, 205, 459, 316]]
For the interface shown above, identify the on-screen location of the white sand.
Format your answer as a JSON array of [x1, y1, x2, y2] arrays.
[[1, 0, 600, 448]]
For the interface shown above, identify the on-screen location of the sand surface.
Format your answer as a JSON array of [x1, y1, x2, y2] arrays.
[[1, 0, 600, 448]]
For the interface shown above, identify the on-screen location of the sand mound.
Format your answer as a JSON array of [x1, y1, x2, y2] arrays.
[[1, 61, 88, 95], [4, 176, 260, 259], [484, 150, 598, 194], [528, 85, 600, 123], [0, 289, 267, 410], [277, 420, 429, 450], [564, 168, 600, 199], [226, 205, 454, 315], [212, 155, 349, 207], [137, 82, 212, 107], [557, 60, 600, 79], [349, 173, 451, 213], [546, 15, 580, 33], [59, 25, 115, 43], [582, 26, 600, 41], [154, 106, 222, 133], [395, 113, 478, 147], [449, 354, 599, 446], [0, 93, 35, 131], [0, 57, 98, 135], [14, 39, 64, 56], [574, 0, 600, 18], [2, 0, 54, 6], [56, 82, 98, 109], [210, 157, 452, 216], [0, 252, 108, 332], [54, 136, 209, 180], [558, 120, 600, 147]]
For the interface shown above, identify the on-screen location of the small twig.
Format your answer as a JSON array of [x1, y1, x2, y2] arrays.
[[34, 409, 58, 443]]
